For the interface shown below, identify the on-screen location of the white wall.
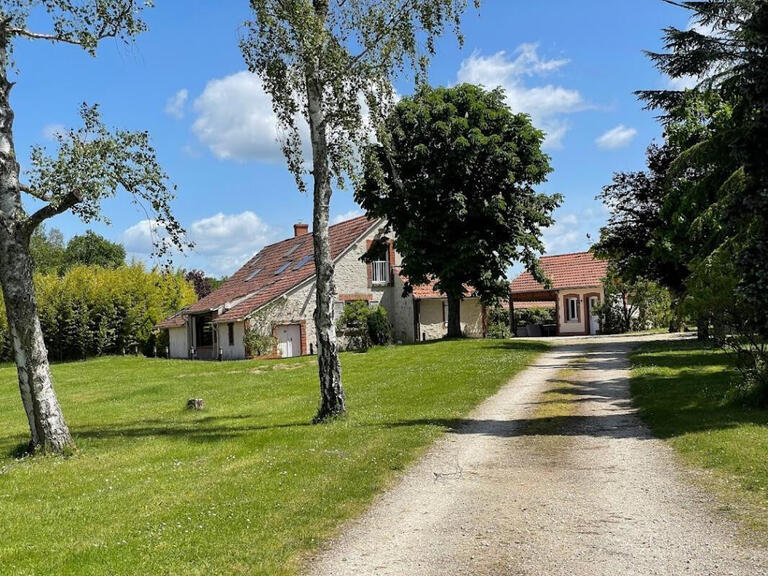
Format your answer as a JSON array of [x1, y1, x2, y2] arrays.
[[168, 326, 188, 359], [416, 298, 485, 341], [556, 286, 604, 335], [216, 321, 247, 360]]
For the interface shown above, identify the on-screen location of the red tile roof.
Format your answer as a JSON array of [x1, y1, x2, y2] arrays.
[[509, 251, 608, 294], [156, 310, 187, 329], [406, 274, 476, 300], [161, 215, 379, 325]]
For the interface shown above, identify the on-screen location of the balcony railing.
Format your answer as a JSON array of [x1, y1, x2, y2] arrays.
[[371, 260, 389, 284]]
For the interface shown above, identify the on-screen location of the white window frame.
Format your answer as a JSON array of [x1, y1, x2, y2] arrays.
[[567, 297, 579, 323], [371, 259, 389, 284]]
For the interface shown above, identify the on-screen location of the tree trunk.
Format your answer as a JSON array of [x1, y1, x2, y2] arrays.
[[697, 314, 710, 341], [305, 10, 345, 422], [446, 295, 462, 338], [0, 50, 73, 453]]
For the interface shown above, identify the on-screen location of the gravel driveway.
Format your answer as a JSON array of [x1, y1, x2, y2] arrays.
[[305, 334, 767, 576]]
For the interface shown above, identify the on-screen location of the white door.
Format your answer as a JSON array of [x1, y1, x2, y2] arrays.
[[276, 325, 301, 358], [589, 297, 600, 334]]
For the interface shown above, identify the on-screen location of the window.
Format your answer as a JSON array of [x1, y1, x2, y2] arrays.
[[227, 323, 234, 347], [275, 262, 292, 275], [245, 268, 262, 281], [284, 242, 302, 257], [567, 297, 579, 322], [368, 239, 390, 284], [442, 300, 449, 324], [293, 254, 313, 271]]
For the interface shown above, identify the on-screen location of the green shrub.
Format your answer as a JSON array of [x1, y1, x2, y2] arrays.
[[337, 301, 373, 352], [367, 306, 392, 345], [0, 263, 196, 362]]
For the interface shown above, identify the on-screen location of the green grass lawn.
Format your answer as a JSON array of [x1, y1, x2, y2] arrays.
[[631, 339, 768, 536], [0, 339, 544, 576]]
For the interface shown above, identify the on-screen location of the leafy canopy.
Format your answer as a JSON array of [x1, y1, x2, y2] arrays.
[[357, 83, 558, 302], [240, 0, 479, 192]]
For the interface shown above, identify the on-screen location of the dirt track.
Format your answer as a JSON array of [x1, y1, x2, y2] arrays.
[[305, 334, 767, 576]]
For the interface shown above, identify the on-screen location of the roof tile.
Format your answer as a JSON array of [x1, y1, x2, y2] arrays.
[[161, 215, 378, 325], [510, 252, 608, 293]]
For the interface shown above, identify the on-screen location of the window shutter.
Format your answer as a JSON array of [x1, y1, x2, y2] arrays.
[[388, 240, 396, 286], [576, 297, 581, 322], [563, 295, 568, 321]]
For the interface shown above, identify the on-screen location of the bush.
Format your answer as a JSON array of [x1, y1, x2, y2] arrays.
[[514, 307, 556, 327], [0, 263, 196, 362], [337, 301, 372, 352], [367, 306, 392, 345]]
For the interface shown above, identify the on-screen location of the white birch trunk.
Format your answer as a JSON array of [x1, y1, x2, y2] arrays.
[[306, 0, 345, 421], [0, 39, 74, 453]]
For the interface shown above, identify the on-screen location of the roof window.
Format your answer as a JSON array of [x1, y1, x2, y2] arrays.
[[284, 242, 302, 257], [275, 262, 292, 275], [244, 268, 262, 281], [293, 254, 313, 270]]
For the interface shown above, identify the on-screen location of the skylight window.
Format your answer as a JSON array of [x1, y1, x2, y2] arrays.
[[275, 262, 292, 275], [244, 268, 262, 281], [293, 254, 313, 270], [284, 242, 302, 257]]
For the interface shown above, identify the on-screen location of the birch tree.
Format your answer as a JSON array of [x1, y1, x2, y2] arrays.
[[241, 0, 479, 422], [0, 1, 186, 454]]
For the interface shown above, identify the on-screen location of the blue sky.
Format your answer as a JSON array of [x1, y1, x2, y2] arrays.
[[10, 1, 690, 277]]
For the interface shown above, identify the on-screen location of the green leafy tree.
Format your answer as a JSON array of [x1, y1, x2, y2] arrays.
[[240, 0, 479, 421], [29, 225, 66, 273], [640, 0, 768, 337], [596, 266, 672, 335], [357, 84, 558, 337], [0, 2, 187, 454], [63, 230, 125, 270]]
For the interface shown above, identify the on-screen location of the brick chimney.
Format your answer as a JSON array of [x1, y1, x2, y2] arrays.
[[293, 222, 309, 237]]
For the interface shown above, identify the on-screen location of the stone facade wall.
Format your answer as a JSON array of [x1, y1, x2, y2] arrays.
[[251, 220, 398, 355], [390, 272, 415, 343]]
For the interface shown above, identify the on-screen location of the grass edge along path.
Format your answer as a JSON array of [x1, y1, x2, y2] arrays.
[[630, 339, 768, 543], [0, 338, 546, 576]]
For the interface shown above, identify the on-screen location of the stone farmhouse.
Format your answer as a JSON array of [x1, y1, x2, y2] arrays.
[[157, 215, 486, 360]]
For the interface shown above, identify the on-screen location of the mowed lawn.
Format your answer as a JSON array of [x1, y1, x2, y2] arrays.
[[0, 339, 544, 575], [631, 340, 768, 536]]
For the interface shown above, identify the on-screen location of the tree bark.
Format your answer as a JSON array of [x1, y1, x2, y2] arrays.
[[446, 295, 462, 338], [697, 314, 710, 341], [0, 42, 74, 454], [306, 1, 345, 422]]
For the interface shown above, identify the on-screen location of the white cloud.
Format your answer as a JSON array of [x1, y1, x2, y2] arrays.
[[164, 89, 189, 119], [332, 209, 363, 224], [122, 211, 277, 276], [457, 45, 585, 149], [595, 124, 637, 150], [191, 71, 309, 162], [42, 123, 66, 140], [541, 205, 608, 255]]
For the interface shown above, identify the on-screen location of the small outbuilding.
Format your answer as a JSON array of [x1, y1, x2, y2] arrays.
[[509, 251, 608, 336]]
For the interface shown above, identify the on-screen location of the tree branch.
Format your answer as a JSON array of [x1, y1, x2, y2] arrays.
[[19, 183, 52, 202], [24, 191, 82, 234], [7, 27, 85, 46]]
